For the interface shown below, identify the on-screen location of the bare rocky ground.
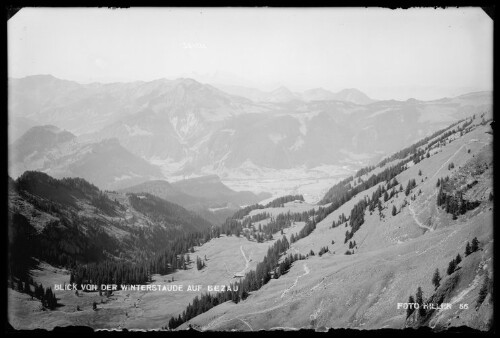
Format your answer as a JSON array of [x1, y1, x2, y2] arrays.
[[8, 117, 493, 331]]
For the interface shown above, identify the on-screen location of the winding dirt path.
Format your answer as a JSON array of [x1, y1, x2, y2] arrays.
[[221, 245, 252, 280], [429, 144, 466, 181], [281, 263, 309, 298], [234, 245, 251, 277], [415, 228, 458, 258], [409, 141, 471, 232], [408, 199, 433, 232], [236, 318, 254, 331]]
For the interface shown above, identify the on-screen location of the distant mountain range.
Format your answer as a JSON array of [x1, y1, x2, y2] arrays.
[[215, 84, 376, 105], [9, 75, 492, 186]]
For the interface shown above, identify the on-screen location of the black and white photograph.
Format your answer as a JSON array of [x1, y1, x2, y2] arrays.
[[6, 7, 493, 332]]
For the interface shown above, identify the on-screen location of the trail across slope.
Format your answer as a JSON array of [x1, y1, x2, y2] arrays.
[[236, 318, 254, 331], [281, 263, 310, 298], [409, 141, 470, 232], [429, 144, 466, 181], [234, 245, 251, 276], [408, 200, 433, 232]]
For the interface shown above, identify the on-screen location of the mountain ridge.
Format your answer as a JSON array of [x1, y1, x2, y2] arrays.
[[118, 176, 271, 225], [9, 75, 493, 194]]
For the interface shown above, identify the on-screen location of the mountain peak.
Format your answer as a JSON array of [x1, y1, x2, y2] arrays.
[[334, 88, 376, 105], [405, 98, 421, 103], [13, 125, 76, 160], [302, 87, 337, 101], [174, 77, 203, 86], [14, 74, 78, 86], [266, 86, 299, 102]]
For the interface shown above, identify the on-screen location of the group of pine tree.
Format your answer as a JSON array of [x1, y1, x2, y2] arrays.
[[344, 175, 418, 244], [12, 276, 57, 310], [351, 116, 476, 182], [432, 237, 479, 291], [196, 256, 206, 270], [409, 236, 485, 324], [220, 195, 308, 240], [219, 194, 343, 248], [436, 176, 481, 219], [167, 282, 245, 329], [342, 116, 486, 246]]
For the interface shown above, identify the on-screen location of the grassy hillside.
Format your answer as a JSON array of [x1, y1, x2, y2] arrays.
[[176, 114, 493, 331]]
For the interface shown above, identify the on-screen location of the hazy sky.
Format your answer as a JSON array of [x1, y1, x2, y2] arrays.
[[8, 7, 493, 100]]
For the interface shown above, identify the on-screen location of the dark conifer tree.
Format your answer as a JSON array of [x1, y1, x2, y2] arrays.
[[432, 268, 441, 289], [465, 242, 471, 256], [23, 281, 31, 295], [471, 237, 479, 252], [447, 259, 456, 275], [476, 273, 490, 309], [415, 287, 426, 318], [407, 295, 416, 318]]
